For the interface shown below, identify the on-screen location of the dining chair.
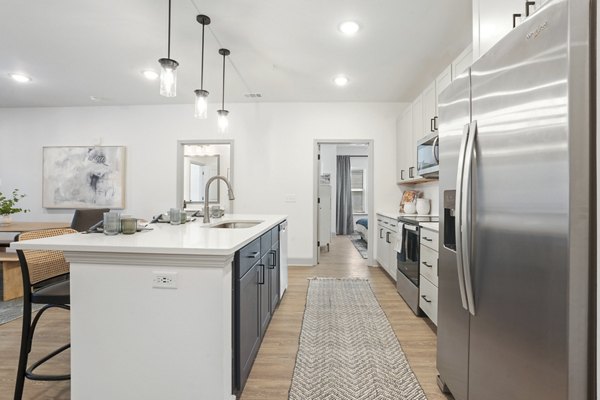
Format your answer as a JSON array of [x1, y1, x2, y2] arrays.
[[13, 228, 77, 400], [70, 208, 109, 232]]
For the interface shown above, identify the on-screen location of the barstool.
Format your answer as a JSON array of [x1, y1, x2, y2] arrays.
[[13, 228, 77, 400]]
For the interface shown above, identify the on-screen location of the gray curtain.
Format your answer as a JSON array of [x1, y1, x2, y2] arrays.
[[336, 156, 354, 235]]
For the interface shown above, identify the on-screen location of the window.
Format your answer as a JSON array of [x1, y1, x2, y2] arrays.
[[351, 169, 365, 213]]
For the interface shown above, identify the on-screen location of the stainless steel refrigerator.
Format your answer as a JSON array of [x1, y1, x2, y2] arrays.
[[437, 1, 594, 399]]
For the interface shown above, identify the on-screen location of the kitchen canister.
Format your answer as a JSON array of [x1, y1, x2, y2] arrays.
[[416, 198, 431, 215]]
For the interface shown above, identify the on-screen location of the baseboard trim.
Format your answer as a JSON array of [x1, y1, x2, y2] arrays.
[[288, 257, 315, 267]]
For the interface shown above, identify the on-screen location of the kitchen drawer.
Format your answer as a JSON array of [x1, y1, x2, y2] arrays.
[[420, 228, 439, 251], [238, 238, 261, 278], [419, 276, 438, 325], [260, 231, 272, 256], [271, 226, 279, 244], [419, 245, 438, 286]]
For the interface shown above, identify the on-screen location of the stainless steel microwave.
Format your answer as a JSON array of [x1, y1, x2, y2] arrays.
[[417, 132, 439, 177]]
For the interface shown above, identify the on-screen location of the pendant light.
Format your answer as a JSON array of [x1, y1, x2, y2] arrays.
[[217, 48, 230, 133], [158, 0, 179, 97], [193, 14, 211, 119]]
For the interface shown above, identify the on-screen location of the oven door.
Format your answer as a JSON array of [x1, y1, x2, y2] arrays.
[[397, 224, 420, 286]]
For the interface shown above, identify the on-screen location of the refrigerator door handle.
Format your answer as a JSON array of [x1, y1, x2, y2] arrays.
[[455, 123, 470, 311], [461, 120, 478, 315]]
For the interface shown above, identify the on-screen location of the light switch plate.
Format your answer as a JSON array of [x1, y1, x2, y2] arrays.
[[285, 194, 297, 203]]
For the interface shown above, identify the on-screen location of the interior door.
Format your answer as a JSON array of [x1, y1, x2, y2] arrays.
[[467, 3, 571, 399]]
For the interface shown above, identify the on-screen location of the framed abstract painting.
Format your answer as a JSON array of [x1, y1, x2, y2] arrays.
[[42, 146, 126, 209]]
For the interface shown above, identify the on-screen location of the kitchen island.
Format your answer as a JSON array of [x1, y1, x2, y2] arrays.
[[11, 214, 288, 400]]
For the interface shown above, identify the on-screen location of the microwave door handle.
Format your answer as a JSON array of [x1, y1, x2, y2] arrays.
[[455, 123, 470, 311], [461, 121, 478, 316], [432, 136, 440, 163]]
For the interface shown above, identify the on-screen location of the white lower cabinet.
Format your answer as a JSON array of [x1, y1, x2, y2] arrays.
[[375, 213, 398, 281], [419, 226, 439, 325]]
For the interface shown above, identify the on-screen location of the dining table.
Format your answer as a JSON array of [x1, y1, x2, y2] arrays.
[[0, 221, 70, 301]]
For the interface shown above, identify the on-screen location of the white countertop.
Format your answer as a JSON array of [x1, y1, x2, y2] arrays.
[[376, 211, 439, 220], [11, 214, 287, 257]]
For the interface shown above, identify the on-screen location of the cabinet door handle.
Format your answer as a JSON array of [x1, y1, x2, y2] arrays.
[[422, 236, 433, 242], [525, 1, 535, 16], [512, 13, 522, 28], [409, 167, 414, 178], [258, 264, 265, 284], [247, 251, 260, 259], [401, 169, 405, 180], [269, 250, 276, 268], [421, 295, 432, 303], [430, 118, 435, 133], [433, 116, 438, 131], [379, 228, 384, 239], [422, 261, 433, 268], [385, 232, 391, 244]]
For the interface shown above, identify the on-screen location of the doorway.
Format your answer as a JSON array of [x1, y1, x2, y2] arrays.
[[313, 140, 374, 266]]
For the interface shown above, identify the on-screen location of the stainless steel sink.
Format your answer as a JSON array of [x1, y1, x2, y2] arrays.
[[208, 220, 263, 229]]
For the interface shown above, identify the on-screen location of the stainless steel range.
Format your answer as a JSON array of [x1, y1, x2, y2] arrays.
[[396, 215, 439, 315]]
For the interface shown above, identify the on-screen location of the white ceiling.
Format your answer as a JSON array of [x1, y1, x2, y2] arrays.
[[0, 0, 471, 107]]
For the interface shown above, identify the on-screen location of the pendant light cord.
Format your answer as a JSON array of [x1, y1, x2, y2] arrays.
[[222, 52, 226, 109], [200, 23, 205, 90], [167, 0, 172, 59]]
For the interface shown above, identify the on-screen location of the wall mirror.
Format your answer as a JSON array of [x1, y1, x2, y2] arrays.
[[177, 140, 233, 210]]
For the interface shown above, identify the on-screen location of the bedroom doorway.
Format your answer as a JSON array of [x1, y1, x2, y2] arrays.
[[313, 140, 374, 266]]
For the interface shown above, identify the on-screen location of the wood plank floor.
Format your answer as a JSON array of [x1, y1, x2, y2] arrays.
[[0, 235, 449, 400], [240, 235, 449, 400]]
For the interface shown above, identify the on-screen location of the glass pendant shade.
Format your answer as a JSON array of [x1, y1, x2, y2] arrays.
[[194, 89, 209, 119], [159, 58, 179, 97], [217, 109, 229, 133]]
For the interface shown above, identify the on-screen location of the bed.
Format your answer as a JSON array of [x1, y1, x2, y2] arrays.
[[355, 218, 368, 243]]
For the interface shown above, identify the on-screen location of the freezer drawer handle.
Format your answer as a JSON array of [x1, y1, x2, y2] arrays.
[[421, 295, 432, 303], [422, 261, 433, 268]]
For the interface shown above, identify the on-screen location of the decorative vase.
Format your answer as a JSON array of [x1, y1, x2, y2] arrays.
[[0, 215, 12, 226], [404, 201, 417, 214], [416, 198, 431, 215]]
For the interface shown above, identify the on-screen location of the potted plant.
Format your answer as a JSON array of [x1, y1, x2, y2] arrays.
[[0, 189, 30, 226]]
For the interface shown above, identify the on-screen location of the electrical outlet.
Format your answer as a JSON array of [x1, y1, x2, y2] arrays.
[[152, 272, 178, 289]]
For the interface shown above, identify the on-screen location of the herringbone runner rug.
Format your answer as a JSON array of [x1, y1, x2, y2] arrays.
[[288, 278, 427, 400]]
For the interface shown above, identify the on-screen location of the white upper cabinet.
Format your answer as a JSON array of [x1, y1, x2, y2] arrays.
[[452, 45, 473, 80], [472, 0, 545, 60], [435, 65, 453, 116], [396, 105, 412, 183], [410, 96, 423, 180], [421, 81, 437, 138]]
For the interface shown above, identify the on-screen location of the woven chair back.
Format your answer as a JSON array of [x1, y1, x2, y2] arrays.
[[18, 228, 78, 285]]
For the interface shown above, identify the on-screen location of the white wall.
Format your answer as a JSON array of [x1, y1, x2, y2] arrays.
[[0, 102, 404, 264]]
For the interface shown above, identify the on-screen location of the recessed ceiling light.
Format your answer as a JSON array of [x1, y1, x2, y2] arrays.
[[333, 75, 349, 87], [141, 70, 159, 80], [9, 73, 32, 83], [339, 21, 360, 36]]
